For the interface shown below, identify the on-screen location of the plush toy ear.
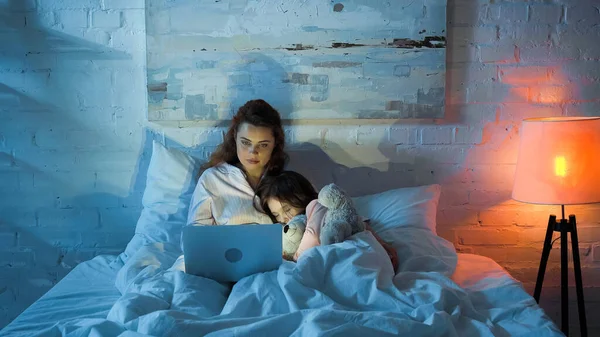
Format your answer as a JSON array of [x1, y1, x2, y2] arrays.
[[319, 183, 350, 209]]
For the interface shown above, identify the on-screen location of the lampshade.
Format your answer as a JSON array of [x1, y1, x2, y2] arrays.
[[512, 117, 600, 205]]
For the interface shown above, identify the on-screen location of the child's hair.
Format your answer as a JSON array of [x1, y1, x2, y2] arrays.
[[254, 171, 318, 222]]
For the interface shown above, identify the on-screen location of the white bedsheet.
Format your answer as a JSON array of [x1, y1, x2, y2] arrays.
[[452, 253, 517, 291], [0, 255, 123, 337], [7, 229, 561, 337]]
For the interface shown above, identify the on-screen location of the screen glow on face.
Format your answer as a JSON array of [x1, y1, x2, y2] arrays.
[[235, 122, 275, 175], [267, 198, 301, 224]]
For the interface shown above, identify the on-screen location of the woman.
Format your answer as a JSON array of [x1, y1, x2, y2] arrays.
[[187, 99, 288, 227], [171, 99, 286, 272]]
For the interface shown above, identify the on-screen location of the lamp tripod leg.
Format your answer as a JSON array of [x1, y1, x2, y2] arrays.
[[560, 220, 569, 336], [569, 215, 587, 337], [534, 215, 556, 303]]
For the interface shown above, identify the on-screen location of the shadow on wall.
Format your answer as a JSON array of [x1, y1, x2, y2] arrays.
[[286, 125, 444, 198], [225, 52, 294, 119], [0, 0, 133, 327], [0, 0, 131, 138], [0, 0, 129, 60], [442, 0, 473, 126]]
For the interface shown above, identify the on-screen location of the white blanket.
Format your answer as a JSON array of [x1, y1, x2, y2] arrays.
[[52, 230, 562, 337]]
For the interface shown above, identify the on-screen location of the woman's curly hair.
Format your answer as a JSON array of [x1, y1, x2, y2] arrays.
[[201, 99, 288, 177]]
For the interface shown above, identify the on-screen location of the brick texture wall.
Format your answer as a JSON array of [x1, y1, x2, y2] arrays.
[[1, 0, 599, 335]]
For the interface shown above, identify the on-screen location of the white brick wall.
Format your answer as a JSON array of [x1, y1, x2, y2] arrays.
[[1, 0, 599, 334], [91, 10, 121, 29]]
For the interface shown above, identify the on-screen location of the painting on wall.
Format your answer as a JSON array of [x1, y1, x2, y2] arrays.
[[145, 0, 446, 122]]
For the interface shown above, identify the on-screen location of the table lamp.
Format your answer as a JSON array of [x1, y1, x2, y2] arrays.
[[512, 116, 600, 337]]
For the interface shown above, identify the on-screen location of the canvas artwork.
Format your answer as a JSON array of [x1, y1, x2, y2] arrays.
[[145, 0, 446, 121]]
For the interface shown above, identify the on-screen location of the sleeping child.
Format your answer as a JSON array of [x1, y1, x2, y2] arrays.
[[255, 171, 399, 271]]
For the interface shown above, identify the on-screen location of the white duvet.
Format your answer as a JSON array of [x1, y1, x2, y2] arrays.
[[47, 227, 562, 337]]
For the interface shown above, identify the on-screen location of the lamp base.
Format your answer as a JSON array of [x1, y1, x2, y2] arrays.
[[533, 213, 587, 337]]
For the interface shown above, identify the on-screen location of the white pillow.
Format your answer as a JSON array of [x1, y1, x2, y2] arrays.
[[351, 185, 454, 275], [352, 184, 441, 234], [120, 141, 201, 262]]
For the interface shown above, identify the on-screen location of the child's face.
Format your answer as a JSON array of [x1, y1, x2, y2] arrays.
[[266, 198, 301, 224]]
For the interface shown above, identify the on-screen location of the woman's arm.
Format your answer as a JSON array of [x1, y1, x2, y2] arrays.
[[365, 223, 399, 273], [187, 176, 215, 226]]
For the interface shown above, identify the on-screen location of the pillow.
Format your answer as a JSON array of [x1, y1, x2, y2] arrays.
[[120, 141, 201, 263], [352, 184, 441, 234], [351, 185, 455, 275]]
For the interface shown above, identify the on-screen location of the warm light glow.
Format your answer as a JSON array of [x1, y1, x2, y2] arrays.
[[534, 86, 569, 104], [512, 117, 600, 205], [500, 66, 570, 105], [554, 156, 566, 177]]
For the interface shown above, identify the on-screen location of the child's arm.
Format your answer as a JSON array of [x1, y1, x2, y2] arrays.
[[293, 226, 320, 261], [293, 200, 325, 261]]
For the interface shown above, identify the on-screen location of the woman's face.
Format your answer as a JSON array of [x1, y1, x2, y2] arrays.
[[266, 198, 301, 224], [235, 122, 275, 176]]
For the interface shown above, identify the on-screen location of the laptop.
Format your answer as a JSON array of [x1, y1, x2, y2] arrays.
[[182, 224, 282, 282]]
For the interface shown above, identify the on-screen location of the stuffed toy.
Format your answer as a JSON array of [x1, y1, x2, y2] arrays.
[[282, 214, 306, 260], [318, 183, 365, 245], [281, 183, 365, 260]]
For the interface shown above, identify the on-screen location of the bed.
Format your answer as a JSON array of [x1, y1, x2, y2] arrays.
[[0, 142, 563, 337]]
